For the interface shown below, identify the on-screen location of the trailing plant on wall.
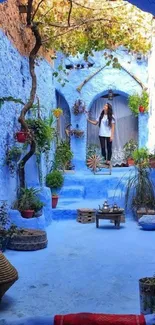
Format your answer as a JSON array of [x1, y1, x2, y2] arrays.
[[5, 146, 23, 176], [26, 117, 55, 154]]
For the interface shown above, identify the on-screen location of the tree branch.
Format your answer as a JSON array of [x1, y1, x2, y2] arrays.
[[32, 0, 45, 21], [27, 0, 33, 26], [68, 0, 73, 27]]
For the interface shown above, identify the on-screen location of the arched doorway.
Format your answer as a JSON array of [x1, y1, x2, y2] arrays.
[[56, 90, 71, 140], [87, 92, 138, 165]]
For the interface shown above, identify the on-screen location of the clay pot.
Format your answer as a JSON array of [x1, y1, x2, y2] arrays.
[[127, 158, 134, 166], [139, 277, 155, 314], [149, 158, 155, 168], [139, 106, 145, 113], [16, 131, 28, 143], [21, 210, 34, 218], [52, 195, 59, 209]]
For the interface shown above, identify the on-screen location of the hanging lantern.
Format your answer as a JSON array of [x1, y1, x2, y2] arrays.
[[108, 89, 114, 101]]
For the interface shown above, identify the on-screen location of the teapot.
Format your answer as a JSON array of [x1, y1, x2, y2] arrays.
[[112, 203, 119, 212], [102, 201, 110, 211]]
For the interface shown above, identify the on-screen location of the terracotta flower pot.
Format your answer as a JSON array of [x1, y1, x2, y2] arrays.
[[150, 158, 155, 168], [127, 158, 134, 166], [21, 210, 34, 218], [139, 106, 145, 113], [52, 195, 59, 209], [16, 131, 28, 143]]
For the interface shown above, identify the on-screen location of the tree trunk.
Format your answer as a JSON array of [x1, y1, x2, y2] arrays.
[[18, 10, 42, 188]]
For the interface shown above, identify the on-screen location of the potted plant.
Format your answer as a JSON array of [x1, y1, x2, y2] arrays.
[[123, 139, 137, 166], [72, 99, 86, 115], [13, 188, 44, 218], [125, 164, 155, 219], [54, 140, 73, 172], [128, 91, 149, 116], [32, 200, 45, 217], [139, 276, 155, 314], [132, 147, 149, 168], [46, 170, 64, 208]]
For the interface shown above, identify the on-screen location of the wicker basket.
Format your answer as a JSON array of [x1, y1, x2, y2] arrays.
[[0, 252, 18, 299]]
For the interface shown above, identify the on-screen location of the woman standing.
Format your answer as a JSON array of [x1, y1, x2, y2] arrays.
[[86, 103, 115, 165]]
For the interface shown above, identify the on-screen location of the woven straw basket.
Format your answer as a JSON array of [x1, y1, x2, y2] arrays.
[[0, 252, 18, 300]]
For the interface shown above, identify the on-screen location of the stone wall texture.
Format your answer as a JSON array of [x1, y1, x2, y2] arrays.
[[0, 29, 55, 206]]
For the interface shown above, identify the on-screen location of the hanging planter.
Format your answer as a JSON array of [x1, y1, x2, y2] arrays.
[[16, 131, 28, 143], [139, 106, 145, 113], [72, 99, 86, 115], [70, 129, 84, 138]]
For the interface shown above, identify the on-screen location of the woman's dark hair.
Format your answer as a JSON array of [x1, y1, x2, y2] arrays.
[[99, 103, 113, 127]]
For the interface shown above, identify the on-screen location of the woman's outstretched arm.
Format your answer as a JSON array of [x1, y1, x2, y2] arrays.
[[85, 111, 98, 125]]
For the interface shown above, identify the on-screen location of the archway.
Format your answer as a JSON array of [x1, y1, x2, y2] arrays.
[[56, 90, 71, 140], [87, 91, 138, 165]]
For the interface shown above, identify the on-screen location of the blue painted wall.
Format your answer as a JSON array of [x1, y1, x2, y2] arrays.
[[55, 49, 148, 168], [0, 30, 55, 226]]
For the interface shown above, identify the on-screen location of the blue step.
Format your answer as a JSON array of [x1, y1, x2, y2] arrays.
[[60, 185, 85, 198]]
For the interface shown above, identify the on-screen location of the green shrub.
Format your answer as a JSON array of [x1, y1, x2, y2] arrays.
[[132, 148, 149, 166], [54, 140, 73, 170], [46, 170, 64, 192]]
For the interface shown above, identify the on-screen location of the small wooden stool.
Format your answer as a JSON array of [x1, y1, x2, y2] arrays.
[[77, 208, 95, 224]]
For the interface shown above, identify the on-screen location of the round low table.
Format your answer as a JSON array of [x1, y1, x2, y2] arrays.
[[96, 209, 124, 229]]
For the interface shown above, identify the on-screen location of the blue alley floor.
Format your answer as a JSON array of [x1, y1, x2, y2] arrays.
[[1, 219, 155, 322]]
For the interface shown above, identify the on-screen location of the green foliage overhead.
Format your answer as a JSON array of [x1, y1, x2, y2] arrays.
[[34, 0, 152, 57]]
